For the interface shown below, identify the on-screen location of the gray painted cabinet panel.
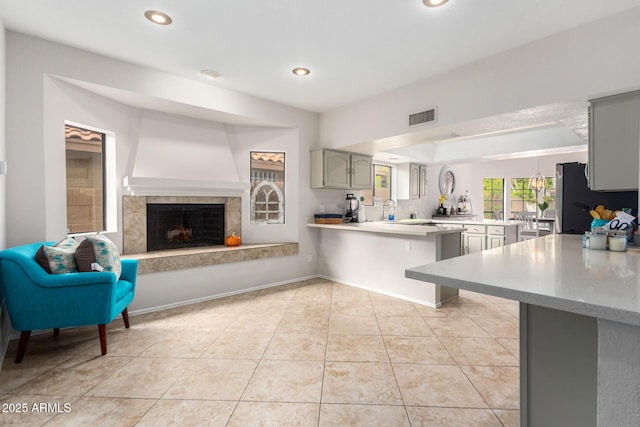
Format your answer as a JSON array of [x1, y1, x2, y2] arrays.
[[588, 90, 640, 191], [310, 149, 372, 189]]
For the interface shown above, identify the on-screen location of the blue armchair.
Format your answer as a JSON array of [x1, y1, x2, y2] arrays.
[[0, 242, 137, 363]]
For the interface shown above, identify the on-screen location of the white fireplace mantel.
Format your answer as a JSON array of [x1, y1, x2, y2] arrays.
[[123, 176, 250, 197]]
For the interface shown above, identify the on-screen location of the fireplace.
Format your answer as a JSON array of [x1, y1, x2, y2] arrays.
[[146, 203, 225, 251]]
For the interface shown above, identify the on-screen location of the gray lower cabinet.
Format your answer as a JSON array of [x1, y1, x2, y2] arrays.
[[465, 232, 487, 253], [457, 224, 517, 254], [521, 304, 597, 427]]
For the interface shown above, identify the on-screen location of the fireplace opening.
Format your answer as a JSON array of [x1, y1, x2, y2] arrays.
[[147, 203, 225, 252]]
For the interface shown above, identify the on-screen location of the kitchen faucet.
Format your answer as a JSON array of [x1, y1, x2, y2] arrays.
[[383, 199, 396, 221]]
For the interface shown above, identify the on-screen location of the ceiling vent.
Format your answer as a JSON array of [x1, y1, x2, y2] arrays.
[[409, 108, 437, 126]]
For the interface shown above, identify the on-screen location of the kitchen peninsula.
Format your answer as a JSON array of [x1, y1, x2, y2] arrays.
[[308, 221, 463, 306], [394, 217, 520, 254], [406, 235, 640, 427]]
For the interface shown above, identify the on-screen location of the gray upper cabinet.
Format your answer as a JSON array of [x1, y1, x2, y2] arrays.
[[398, 163, 427, 199], [310, 149, 372, 189], [350, 154, 374, 189], [419, 165, 427, 198], [588, 90, 640, 191]]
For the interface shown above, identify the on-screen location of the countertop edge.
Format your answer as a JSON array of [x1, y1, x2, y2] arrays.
[[405, 265, 640, 327], [306, 222, 464, 237]]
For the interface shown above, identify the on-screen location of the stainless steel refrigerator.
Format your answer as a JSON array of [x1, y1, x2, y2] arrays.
[[555, 162, 637, 234]]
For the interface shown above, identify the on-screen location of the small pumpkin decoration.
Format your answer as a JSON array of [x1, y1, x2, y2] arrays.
[[225, 232, 241, 247]]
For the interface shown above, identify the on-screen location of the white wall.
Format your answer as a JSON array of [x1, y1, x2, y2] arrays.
[[133, 110, 240, 182], [425, 152, 588, 219], [0, 17, 10, 365], [0, 19, 5, 250], [320, 7, 640, 149], [5, 31, 321, 312], [43, 77, 139, 244], [6, 31, 320, 246]]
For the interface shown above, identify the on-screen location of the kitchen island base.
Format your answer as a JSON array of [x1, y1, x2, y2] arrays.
[[310, 222, 462, 307], [406, 235, 640, 427], [521, 304, 597, 427]]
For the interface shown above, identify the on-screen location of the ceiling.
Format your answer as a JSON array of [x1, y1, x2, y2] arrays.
[[0, 0, 638, 113], [0, 1, 638, 164]]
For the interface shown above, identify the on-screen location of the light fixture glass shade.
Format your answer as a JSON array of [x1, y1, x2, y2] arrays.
[[423, 0, 449, 7], [529, 172, 546, 193], [144, 10, 172, 25], [201, 70, 221, 79], [292, 67, 310, 76]]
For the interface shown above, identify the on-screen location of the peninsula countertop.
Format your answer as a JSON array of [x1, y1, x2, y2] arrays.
[[306, 221, 465, 237], [393, 218, 520, 226], [406, 234, 640, 326]]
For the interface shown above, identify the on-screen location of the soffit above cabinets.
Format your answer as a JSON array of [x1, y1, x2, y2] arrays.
[[344, 102, 588, 165]]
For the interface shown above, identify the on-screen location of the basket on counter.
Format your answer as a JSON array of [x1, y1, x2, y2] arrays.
[[314, 213, 343, 224]]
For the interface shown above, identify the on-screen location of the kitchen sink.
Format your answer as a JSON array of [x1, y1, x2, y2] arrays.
[[395, 219, 432, 224]]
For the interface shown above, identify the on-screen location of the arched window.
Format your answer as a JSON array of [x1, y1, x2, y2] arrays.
[[250, 152, 285, 224], [251, 181, 284, 223]]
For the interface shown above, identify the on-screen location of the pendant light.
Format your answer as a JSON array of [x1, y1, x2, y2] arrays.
[[528, 161, 546, 237]]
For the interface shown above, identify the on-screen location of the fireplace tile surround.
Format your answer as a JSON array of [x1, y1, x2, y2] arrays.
[[122, 195, 297, 274], [123, 195, 242, 254]]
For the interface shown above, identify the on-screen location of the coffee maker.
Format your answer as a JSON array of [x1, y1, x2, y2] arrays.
[[345, 193, 359, 223]]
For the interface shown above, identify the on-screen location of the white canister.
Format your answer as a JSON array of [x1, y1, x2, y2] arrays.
[[589, 233, 607, 250], [608, 235, 627, 252]]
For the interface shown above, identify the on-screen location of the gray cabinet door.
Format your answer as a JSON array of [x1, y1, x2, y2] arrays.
[[350, 154, 373, 189], [488, 235, 505, 249], [409, 163, 420, 199], [588, 90, 640, 191], [419, 165, 428, 198], [465, 233, 486, 254], [323, 150, 351, 189]]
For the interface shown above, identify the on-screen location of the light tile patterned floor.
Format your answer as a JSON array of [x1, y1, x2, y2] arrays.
[[0, 279, 520, 426]]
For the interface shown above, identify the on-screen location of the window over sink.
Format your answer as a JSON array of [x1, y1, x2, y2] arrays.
[[361, 164, 392, 205]]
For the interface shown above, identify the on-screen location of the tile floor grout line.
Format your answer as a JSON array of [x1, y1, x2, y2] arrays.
[[375, 306, 413, 425], [1, 280, 519, 425], [317, 282, 336, 422]]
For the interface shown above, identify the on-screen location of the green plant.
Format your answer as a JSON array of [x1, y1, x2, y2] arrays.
[[538, 201, 549, 213]]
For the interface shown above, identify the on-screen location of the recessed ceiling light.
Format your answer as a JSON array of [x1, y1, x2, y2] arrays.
[[201, 70, 221, 79], [292, 67, 311, 76], [423, 0, 449, 7], [144, 10, 172, 25]]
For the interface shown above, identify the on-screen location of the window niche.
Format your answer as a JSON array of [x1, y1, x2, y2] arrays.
[[250, 152, 285, 224], [65, 124, 106, 233]]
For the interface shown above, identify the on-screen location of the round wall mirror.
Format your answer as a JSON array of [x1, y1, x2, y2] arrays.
[[439, 166, 455, 196]]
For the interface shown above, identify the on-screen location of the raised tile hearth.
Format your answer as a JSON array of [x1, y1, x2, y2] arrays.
[[122, 243, 299, 274], [122, 195, 297, 274]]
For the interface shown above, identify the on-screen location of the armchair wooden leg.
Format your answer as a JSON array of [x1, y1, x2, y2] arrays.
[[121, 308, 130, 329], [53, 328, 60, 337], [98, 324, 107, 355], [15, 331, 31, 364]]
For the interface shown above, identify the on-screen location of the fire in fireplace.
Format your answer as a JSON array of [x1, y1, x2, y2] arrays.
[[146, 203, 225, 251]]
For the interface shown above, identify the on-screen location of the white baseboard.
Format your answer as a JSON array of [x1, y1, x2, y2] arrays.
[[129, 274, 320, 316], [318, 274, 440, 308]]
